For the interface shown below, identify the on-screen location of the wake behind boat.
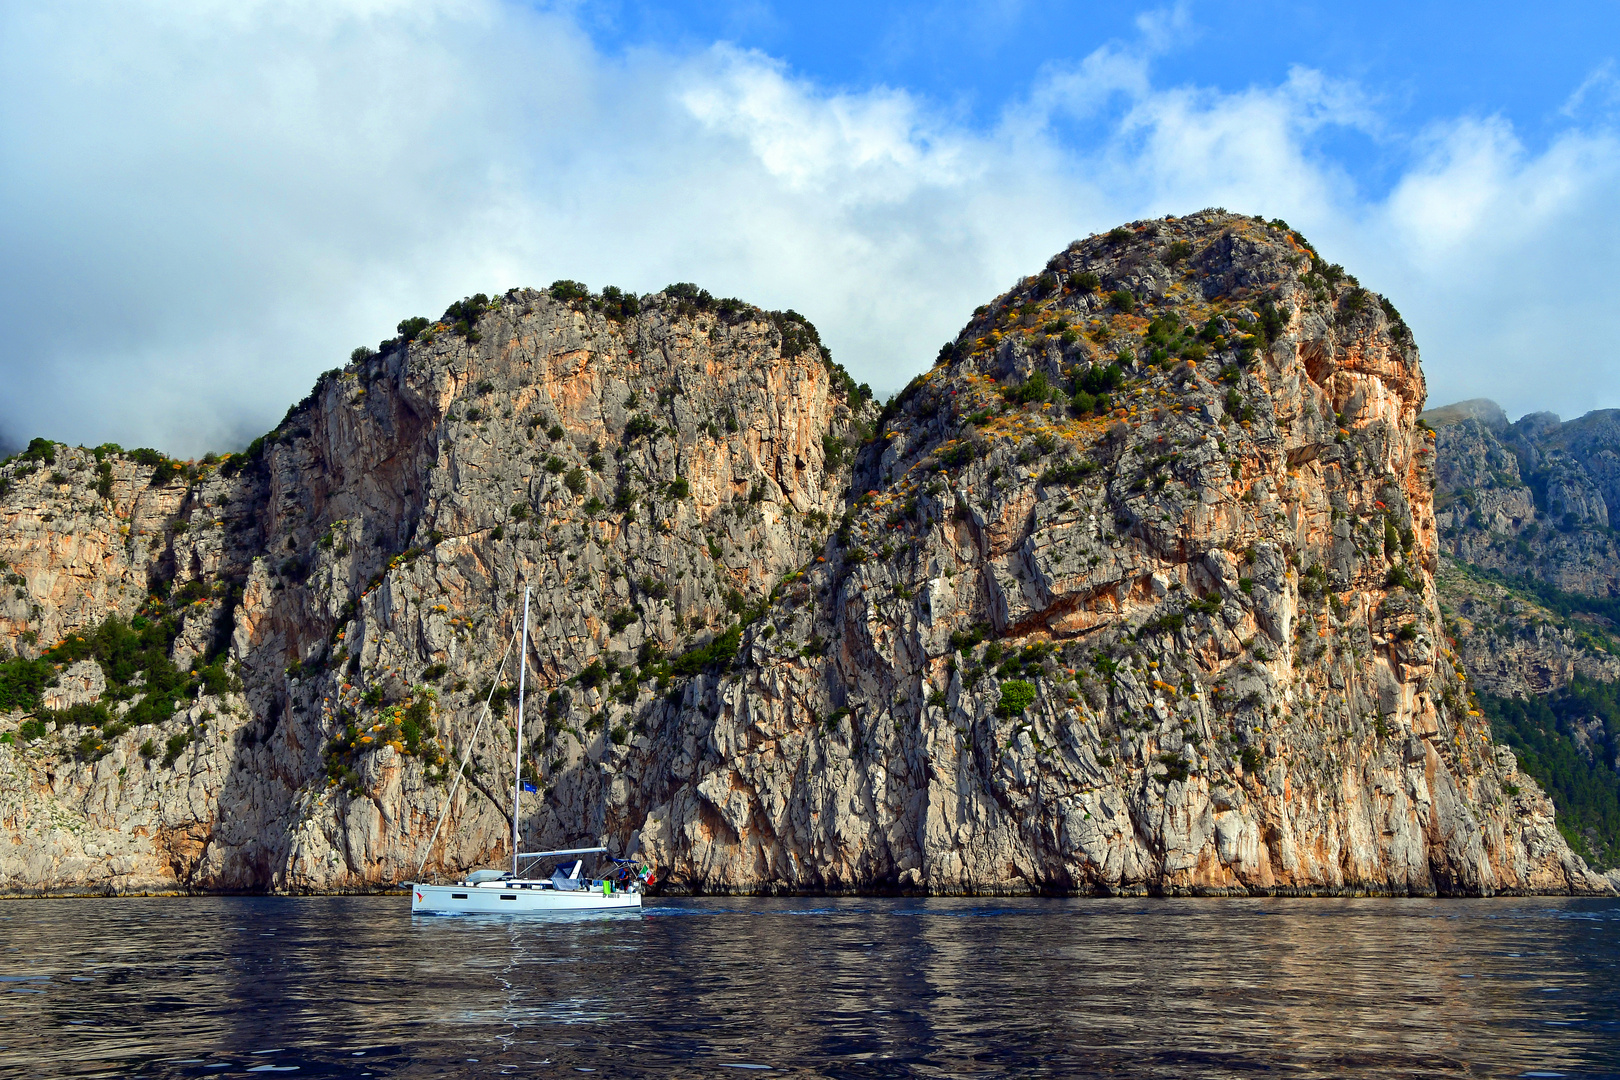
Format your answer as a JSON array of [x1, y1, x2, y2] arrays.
[[407, 587, 652, 915]]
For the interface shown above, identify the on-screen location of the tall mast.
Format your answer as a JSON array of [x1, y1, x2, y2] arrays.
[[512, 585, 530, 877]]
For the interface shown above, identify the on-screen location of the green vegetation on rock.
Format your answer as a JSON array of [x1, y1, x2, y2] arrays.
[[1482, 679, 1620, 869]]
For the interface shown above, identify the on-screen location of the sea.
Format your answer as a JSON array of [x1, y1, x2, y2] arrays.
[[1, 895, 1617, 1078]]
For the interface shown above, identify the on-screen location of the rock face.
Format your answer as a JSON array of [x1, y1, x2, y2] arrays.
[[1434, 560, 1620, 698], [1, 214, 1611, 897], [1, 289, 871, 894], [1424, 401, 1620, 879], [1424, 404, 1620, 597]]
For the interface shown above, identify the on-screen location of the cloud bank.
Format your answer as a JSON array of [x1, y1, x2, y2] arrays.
[[1, 0, 1616, 455]]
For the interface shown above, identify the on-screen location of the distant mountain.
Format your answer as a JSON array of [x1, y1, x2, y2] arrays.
[[1422, 399, 1508, 431], [1425, 400, 1620, 873], [1425, 403, 1620, 595]]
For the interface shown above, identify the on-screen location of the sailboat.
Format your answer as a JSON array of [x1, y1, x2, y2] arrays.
[[409, 586, 649, 914]]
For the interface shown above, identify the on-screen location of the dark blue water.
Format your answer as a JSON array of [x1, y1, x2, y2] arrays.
[[1, 896, 1617, 1078]]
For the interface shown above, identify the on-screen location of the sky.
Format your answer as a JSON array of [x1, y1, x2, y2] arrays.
[[1, 0, 1617, 457]]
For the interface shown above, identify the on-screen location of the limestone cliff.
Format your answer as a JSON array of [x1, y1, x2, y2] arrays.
[[1, 215, 1610, 896], [0, 287, 870, 893]]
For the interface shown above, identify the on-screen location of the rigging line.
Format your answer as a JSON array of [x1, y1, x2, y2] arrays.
[[411, 614, 521, 884]]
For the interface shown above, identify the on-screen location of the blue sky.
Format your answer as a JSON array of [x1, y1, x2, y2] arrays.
[[1, 0, 1617, 454], [604, 0, 1620, 214], [588, 1, 1610, 157]]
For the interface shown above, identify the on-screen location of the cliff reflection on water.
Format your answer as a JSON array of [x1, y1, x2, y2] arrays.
[[1, 896, 1616, 1078]]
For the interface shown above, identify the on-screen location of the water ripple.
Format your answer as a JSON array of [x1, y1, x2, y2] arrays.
[[0, 896, 1616, 1077]]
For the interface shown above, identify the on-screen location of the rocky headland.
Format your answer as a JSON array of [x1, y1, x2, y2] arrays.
[[1, 212, 1610, 897]]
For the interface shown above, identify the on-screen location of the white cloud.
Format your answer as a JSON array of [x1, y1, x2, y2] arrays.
[[1, 1, 1617, 455], [1363, 118, 1620, 414], [677, 48, 972, 196], [1561, 59, 1619, 120]]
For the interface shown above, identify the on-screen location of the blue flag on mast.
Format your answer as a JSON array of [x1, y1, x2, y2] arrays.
[[520, 781, 537, 793]]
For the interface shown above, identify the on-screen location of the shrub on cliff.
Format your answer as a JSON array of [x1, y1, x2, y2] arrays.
[[669, 625, 742, 677], [442, 294, 489, 341], [596, 286, 639, 322], [1336, 287, 1370, 327], [19, 438, 56, 466], [1156, 754, 1190, 785], [664, 282, 709, 304], [770, 309, 823, 361], [1385, 564, 1421, 591], [714, 296, 752, 322], [162, 730, 192, 767], [1257, 301, 1284, 345], [1001, 371, 1052, 406], [1040, 458, 1098, 486], [42, 609, 230, 729], [937, 441, 975, 470], [397, 695, 436, 757], [1072, 362, 1123, 405], [220, 435, 269, 478], [997, 679, 1037, 717], [1069, 390, 1098, 416], [623, 414, 658, 442], [822, 432, 849, 469], [0, 655, 56, 712]]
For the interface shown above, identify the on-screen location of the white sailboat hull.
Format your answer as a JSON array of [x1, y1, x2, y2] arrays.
[[410, 881, 644, 915]]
